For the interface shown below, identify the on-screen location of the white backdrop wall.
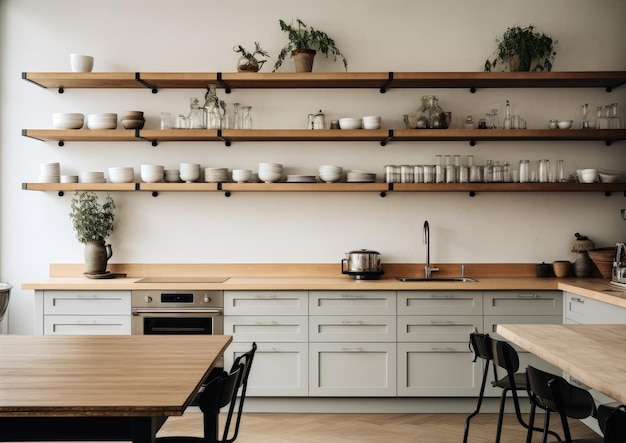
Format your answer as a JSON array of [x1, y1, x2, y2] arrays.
[[1, 0, 625, 333]]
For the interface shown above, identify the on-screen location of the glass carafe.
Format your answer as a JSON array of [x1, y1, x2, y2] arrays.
[[430, 97, 445, 129], [414, 96, 432, 129], [187, 97, 206, 129]]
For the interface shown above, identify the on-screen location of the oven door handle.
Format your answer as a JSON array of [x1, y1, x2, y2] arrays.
[[132, 308, 223, 315]]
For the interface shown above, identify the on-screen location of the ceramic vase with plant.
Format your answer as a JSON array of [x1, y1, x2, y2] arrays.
[[69, 191, 115, 275], [273, 18, 348, 72], [233, 42, 269, 72], [484, 25, 557, 72]]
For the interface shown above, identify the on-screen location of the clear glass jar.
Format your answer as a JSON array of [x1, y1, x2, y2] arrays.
[[414, 96, 432, 129], [435, 155, 444, 183], [519, 160, 530, 183], [464, 115, 474, 129], [430, 97, 445, 128], [400, 165, 414, 183], [187, 97, 206, 129], [233, 103, 241, 130]]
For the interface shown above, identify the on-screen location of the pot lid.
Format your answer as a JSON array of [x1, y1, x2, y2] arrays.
[[346, 249, 380, 254]]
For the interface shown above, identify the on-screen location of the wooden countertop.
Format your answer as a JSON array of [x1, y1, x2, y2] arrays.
[[497, 324, 626, 404], [0, 334, 231, 417]]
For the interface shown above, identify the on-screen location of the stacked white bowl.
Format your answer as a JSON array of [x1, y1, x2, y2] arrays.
[[204, 168, 229, 183], [60, 175, 78, 183], [87, 113, 117, 130], [107, 167, 135, 183], [179, 163, 200, 183], [39, 162, 60, 182], [318, 165, 343, 183], [258, 162, 283, 183], [80, 171, 106, 183], [164, 169, 180, 183], [362, 115, 382, 130], [52, 113, 84, 129], [140, 164, 164, 183], [121, 111, 145, 129], [339, 118, 362, 130], [347, 170, 377, 183], [231, 169, 252, 183]]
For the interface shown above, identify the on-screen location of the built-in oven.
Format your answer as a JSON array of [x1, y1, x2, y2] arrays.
[[131, 290, 223, 335]]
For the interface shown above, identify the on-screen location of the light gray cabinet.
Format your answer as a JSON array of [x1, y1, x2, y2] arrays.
[[35, 290, 131, 335]]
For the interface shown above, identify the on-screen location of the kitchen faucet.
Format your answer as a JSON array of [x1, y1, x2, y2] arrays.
[[423, 220, 439, 278]]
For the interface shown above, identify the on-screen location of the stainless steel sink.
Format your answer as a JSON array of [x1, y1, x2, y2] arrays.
[[397, 277, 477, 282]]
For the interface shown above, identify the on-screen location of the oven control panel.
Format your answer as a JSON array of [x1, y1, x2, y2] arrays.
[[131, 290, 223, 308]]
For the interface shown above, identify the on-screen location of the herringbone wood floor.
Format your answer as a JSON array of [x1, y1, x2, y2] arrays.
[[158, 412, 600, 442]]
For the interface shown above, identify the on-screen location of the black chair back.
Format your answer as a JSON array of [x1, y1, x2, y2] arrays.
[[491, 340, 520, 379], [469, 332, 492, 363], [198, 367, 241, 442], [600, 404, 626, 443], [222, 342, 257, 443]]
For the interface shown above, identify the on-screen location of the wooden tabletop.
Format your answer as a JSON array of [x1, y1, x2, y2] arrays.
[[497, 324, 626, 404], [0, 335, 232, 417]]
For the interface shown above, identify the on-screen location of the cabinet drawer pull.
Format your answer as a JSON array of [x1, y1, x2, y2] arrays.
[[341, 320, 363, 325], [430, 294, 453, 299], [75, 294, 98, 299], [341, 294, 363, 298], [571, 297, 584, 304], [516, 293, 539, 298], [341, 347, 365, 352], [255, 320, 278, 325], [76, 320, 98, 324], [430, 320, 454, 325], [430, 346, 455, 352], [254, 294, 277, 299]]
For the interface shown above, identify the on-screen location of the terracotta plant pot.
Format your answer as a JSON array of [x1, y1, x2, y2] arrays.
[[292, 49, 316, 72]]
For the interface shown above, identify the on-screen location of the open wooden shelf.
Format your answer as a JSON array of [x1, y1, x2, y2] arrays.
[[23, 71, 626, 93]]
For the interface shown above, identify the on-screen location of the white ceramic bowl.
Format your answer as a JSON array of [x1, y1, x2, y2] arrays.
[[557, 120, 573, 129], [580, 168, 598, 183], [231, 169, 252, 183], [204, 167, 228, 183], [362, 116, 381, 129], [70, 54, 94, 73], [164, 169, 180, 183], [52, 113, 84, 129], [319, 172, 342, 183], [339, 118, 362, 130], [258, 171, 282, 183], [599, 173, 620, 183], [140, 164, 164, 183], [87, 113, 117, 130], [107, 167, 135, 183]]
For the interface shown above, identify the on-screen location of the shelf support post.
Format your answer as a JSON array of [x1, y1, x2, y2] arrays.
[[217, 73, 231, 94], [134, 73, 158, 93], [379, 72, 393, 94], [217, 129, 231, 147], [380, 130, 394, 147]]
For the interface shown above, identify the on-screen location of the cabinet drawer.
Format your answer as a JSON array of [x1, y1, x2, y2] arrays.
[[397, 342, 479, 397], [484, 291, 562, 316], [309, 342, 396, 397], [225, 342, 308, 397], [397, 315, 482, 343], [43, 315, 131, 335], [564, 292, 626, 324], [43, 291, 131, 315], [309, 315, 396, 342], [224, 315, 308, 342], [224, 291, 308, 315], [397, 291, 483, 316], [309, 291, 395, 315]]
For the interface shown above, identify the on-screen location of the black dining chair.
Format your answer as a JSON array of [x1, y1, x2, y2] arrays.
[[463, 332, 561, 443], [598, 404, 626, 443], [525, 365, 603, 443]]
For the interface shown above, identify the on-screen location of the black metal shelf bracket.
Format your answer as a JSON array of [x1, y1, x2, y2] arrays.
[[605, 140, 613, 146], [217, 73, 231, 94], [469, 191, 476, 197], [469, 140, 476, 147], [217, 129, 231, 147], [217, 183, 231, 197], [135, 73, 158, 93], [57, 191, 64, 197], [469, 86, 477, 93], [135, 130, 158, 146], [151, 191, 159, 197], [380, 72, 393, 94], [58, 87, 65, 94], [58, 141, 65, 147], [380, 130, 394, 147]]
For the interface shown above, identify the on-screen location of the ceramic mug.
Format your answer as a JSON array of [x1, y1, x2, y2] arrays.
[[70, 54, 94, 72]]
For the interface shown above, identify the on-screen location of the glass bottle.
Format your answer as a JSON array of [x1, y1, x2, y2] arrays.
[[220, 101, 229, 129], [243, 106, 253, 129], [435, 155, 444, 183], [519, 160, 529, 183], [430, 97, 445, 128], [610, 103, 622, 129], [503, 100, 512, 129], [491, 108, 499, 129], [415, 96, 432, 129], [203, 86, 220, 129], [233, 103, 241, 130], [187, 97, 206, 129]]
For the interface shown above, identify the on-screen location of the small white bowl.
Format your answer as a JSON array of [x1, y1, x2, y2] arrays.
[[258, 171, 282, 183], [70, 54, 94, 72], [580, 168, 598, 183], [339, 118, 362, 130], [599, 173, 620, 183], [52, 113, 84, 129], [557, 120, 573, 129], [232, 169, 252, 183]]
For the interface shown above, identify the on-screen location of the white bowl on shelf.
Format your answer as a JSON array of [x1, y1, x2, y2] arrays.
[[599, 172, 620, 183], [52, 113, 84, 129], [140, 164, 164, 183], [179, 163, 200, 183], [87, 113, 117, 130], [107, 167, 135, 183], [231, 169, 252, 183], [339, 118, 362, 130], [258, 171, 282, 183], [580, 168, 598, 183], [362, 115, 381, 130], [70, 54, 94, 73], [557, 120, 573, 129]]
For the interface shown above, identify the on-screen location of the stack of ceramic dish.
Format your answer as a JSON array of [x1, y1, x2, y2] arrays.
[[60, 175, 78, 183], [164, 169, 181, 183], [52, 113, 84, 129], [107, 167, 135, 183], [258, 162, 283, 183], [121, 111, 145, 129], [204, 167, 229, 183], [362, 115, 382, 130], [318, 165, 343, 183], [179, 163, 200, 183], [140, 164, 164, 183], [599, 170, 621, 183], [39, 162, 60, 182], [231, 169, 252, 183], [339, 118, 362, 130], [87, 113, 118, 130], [286, 175, 316, 183], [347, 170, 376, 183], [80, 171, 106, 183]]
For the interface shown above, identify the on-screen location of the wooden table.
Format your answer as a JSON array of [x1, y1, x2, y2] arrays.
[[0, 334, 232, 443], [497, 324, 626, 405]]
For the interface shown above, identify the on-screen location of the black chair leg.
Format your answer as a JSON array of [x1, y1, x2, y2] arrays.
[[463, 362, 490, 443], [510, 389, 561, 442]]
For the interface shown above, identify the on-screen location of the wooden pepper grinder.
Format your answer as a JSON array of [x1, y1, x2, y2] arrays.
[[570, 233, 595, 277]]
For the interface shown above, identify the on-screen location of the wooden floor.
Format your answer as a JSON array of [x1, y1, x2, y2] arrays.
[[158, 412, 600, 443]]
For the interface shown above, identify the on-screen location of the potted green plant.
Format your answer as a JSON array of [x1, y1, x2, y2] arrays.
[[233, 42, 269, 72], [273, 18, 348, 72], [69, 191, 115, 275], [484, 25, 557, 72]]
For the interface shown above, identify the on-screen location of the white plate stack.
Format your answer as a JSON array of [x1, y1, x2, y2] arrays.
[[87, 113, 117, 130], [80, 171, 106, 183], [107, 167, 135, 183], [319, 165, 343, 183], [204, 167, 229, 183], [164, 169, 180, 183], [258, 162, 283, 183], [39, 162, 60, 183], [140, 164, 164, 183], [362, 115, 382, 130], [179, 163, 200, 183], [286, 175, 316, 183], [347, 170, 377, 183]]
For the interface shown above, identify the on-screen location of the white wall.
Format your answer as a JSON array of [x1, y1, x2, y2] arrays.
[[1, 0, 626, 333]]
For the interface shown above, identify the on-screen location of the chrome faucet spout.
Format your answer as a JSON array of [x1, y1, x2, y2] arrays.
[[423, 220, 439, 278]]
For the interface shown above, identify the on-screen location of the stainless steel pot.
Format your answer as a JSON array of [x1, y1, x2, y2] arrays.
[[341, 249, 383, 279], [0, 283, 12, 322]]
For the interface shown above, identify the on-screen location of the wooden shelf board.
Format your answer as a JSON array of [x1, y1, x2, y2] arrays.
[[222, 182, 388, 192], [137, 183, 220, 192], [23, 129, 138, 142], [391, 129, 626, 142], [23, 72, 141, 89], [392, 183, 626, 192], [22, 183, 136, 191]]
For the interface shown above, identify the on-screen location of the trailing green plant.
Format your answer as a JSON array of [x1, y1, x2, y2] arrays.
[[233, 42, 269, 71], [484, 25, 557, 72], [273, 18, 348, 72], [69, 191, 115, 243]]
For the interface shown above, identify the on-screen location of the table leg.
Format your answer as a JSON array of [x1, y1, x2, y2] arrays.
[[131, 417, 166, 443]]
